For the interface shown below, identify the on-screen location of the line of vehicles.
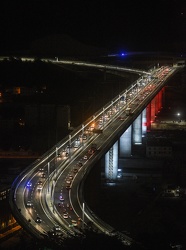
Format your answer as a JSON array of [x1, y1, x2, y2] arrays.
[[25, 65, 173, 223], [9, 64, 183, 246]]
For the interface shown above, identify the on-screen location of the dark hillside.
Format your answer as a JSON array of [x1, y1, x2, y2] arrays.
[[0, 59, 137, 153], [29, 34, 108, 58]]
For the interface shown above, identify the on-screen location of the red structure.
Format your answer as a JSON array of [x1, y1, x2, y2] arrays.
[[146, 87, 164, 131]]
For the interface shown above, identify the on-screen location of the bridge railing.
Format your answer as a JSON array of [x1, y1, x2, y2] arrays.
[[11, 64, 176, 194], [9, 63, 184, 241], [10, 66, 155, 186]]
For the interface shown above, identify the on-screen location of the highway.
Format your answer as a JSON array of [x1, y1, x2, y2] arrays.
[[8, 60, 184, 245], [0, 56, 150, 75]]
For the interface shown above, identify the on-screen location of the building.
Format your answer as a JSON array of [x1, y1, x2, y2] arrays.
[[146, 138, 172, 158], [25, 104, 70, 135], [0, 185, 10, 201]]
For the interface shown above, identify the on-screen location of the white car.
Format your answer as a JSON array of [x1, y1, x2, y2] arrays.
[[63, 213, 68, 219], [71, 220, 77, 226], [83, 155, 88, 160], [59, 195, 64, 201], [26, 201, 33, 207], [53, 225, 61, 231], [37, 185, 42, 190], [66, 179, 71, 184]]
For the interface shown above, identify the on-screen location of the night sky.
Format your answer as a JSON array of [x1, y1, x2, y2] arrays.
[[0, 0, 186, 54]]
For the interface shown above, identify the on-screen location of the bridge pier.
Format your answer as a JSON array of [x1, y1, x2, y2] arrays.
[[119, 125, 132, 158], [105, 141, 118, 181], [104, 87, 165, 181], [133, 113, 142, 145], [142, 108, 147, 136]]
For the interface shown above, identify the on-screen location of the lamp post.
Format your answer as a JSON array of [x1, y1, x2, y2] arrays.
[[177, 112, 181, 122], [47, 161, 50, 193], [82, 202, 85, 230]]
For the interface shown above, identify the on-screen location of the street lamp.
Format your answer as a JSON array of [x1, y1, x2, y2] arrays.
[[177, 112, 181, 122], [82, 202, 85, 230]]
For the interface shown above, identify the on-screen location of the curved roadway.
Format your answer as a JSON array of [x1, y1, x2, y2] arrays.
[[9, 60, 184, 246]]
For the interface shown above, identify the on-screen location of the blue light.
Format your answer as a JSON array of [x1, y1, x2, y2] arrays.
[[119, 52, 128, 57], [107, 52, 128, 57], [27, 182, 32, 187]]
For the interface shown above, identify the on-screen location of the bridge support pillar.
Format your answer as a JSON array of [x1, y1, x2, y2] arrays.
[[119, 125, 132, 157], [146, 103, 151, 131], [105, 141, 118, 181], [142, 108, 147, 137], [145, 87, 165, 132], [151, 97, 156, 122], [155, 94, 159, 116], [132, 114, 142, 144], [158, 87, 165, 111]]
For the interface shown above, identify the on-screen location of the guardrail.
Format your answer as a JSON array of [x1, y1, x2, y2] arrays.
[[9, 64, 184, 243]]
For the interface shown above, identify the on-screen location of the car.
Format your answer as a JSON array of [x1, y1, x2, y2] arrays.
[[77, 162, 83, 167], [39, 167, 44, 172], [83, 155, 88, 160], [118, 116, 125, 120], [35, 216, 42, 223], [91, 145, 97, 152], [59, 195, 64, 201], [71, 220, 77, 226], [66, 179, 71, 184], [26, 182, 32, 187], [68, 175, 74, 180], [26, 201, 33, 207], [92, 128, 103, 134], [41, 173, 46, 178], [57, 153, 61, 158], [66, 185, 71, 190], [82, 135, 87, 140], [37, 181, 42, 185], [73, 168, 78, 173], [62, 208, 67, 213], [61, 149, 67, 156], [53, 225, 61, 231], [50, 230, 56, 236], [88, 149, 94, 155], [63, 213, 68, 219], [37, 185, 42, 190]]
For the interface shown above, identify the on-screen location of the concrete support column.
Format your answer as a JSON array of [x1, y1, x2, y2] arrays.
[[119, 125, 132, 157], [162, 87, 165, 107], [133, 113, 142, 144], [158, 90, 162, 111], [155, 94, 159, 116], [151, 97, 156, 122], [142, 108, 147, 136], [105, 141, 118, 180], [146, 103, 151, 131]]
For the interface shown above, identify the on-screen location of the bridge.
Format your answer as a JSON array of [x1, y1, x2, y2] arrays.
[[8, 58, 184, 246]]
